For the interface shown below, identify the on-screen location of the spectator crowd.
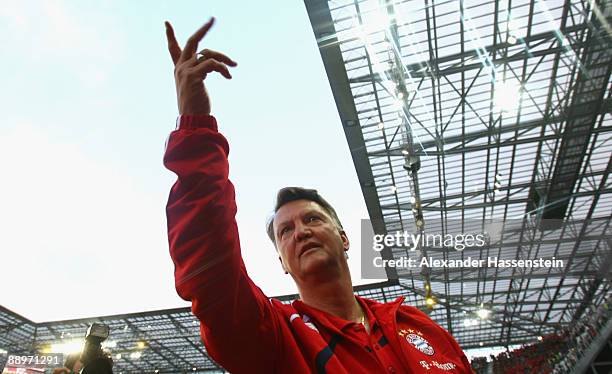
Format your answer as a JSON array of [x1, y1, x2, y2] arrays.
[[470, 298, 611, 373]]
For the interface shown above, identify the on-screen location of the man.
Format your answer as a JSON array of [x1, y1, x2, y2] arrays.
[[163, 17, 473, 373]]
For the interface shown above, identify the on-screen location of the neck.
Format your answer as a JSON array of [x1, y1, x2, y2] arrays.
[[297, 270, 362, 322]]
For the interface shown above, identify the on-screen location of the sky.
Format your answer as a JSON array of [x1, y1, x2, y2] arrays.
[[0, 0, 377, 322]]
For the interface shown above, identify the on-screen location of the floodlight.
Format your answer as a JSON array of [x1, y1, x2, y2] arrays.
[[130, 352, 141, 360], [463, 319, 478, 327], [477, 308, 490, 319]]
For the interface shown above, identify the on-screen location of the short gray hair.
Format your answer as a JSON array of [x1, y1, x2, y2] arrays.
[[266, 187, 343, 247]]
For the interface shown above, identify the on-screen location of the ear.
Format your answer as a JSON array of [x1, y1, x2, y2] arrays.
[[278, 255, 288, 274], [340, 230, 350, 252]]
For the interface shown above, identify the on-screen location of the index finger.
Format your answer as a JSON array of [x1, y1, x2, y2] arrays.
[[165, 21, 182, 65], [179, 17, 215, 64]]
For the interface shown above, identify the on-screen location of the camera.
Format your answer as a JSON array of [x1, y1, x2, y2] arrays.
[[77, 323, 113, 374]]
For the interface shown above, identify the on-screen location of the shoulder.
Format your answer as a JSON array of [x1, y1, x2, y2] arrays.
[[398, 304, 435, 320], [396, 304, 449, 333], [357, 295, 434, 322]]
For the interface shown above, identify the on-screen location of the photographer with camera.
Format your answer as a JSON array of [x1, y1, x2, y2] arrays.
[[53, 323, 113, 374], [78, 323, 113, 374]]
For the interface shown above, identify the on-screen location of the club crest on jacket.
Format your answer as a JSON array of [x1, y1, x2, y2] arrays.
[[406, 333, 435, 356]]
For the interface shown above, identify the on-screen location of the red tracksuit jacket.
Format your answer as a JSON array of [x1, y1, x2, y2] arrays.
[[164, 115, 473, 373]]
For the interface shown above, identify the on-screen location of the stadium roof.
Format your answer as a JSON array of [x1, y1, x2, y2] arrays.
[[304, 0, 611, 350]]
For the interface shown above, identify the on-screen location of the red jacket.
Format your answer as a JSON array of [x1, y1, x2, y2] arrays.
[[164, 115, 473, 373]]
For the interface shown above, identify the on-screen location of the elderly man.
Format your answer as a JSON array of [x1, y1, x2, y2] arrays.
[[163, 18, 472, 374]]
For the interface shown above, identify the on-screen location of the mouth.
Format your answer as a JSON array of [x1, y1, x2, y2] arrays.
[[300, 243, 322, 257]]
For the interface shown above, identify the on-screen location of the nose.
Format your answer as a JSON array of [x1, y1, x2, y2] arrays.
[[294, 221, 312, 241]]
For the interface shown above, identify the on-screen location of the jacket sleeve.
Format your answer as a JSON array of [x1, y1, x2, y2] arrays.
[[163, 115, 279, 372]]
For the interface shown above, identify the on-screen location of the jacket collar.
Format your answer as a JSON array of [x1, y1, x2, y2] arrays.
[[358, 295, 405, 309], [290, 295, 405, 335]]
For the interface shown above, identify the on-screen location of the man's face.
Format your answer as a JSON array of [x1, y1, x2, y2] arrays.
[[272, 199, 349, 281]]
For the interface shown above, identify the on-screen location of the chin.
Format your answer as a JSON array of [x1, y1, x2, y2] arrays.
[[301, 252, 341, 277]]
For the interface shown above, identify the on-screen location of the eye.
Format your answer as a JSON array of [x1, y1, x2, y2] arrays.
[[280, 227, 291, 237], [307, 215, 321, 223]]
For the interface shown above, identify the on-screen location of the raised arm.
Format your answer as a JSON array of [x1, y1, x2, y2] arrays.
[[163, 19, 278, 372]]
